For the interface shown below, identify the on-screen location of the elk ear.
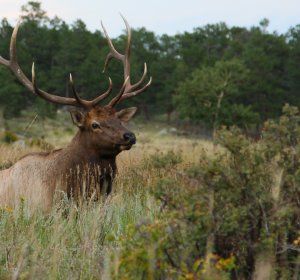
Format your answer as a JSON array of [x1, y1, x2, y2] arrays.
[[70, 110, 85, 128], [116, 107, 137, 122]]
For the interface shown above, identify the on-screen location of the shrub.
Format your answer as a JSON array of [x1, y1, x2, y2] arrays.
[[111, 122, 282, 278]]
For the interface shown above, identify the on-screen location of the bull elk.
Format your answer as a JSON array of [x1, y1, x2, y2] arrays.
[[0, 17, 151, 211]]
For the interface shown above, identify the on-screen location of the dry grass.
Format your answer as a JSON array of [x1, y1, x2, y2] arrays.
[[0, 115, 283, 279], [0, 114, 214, 174], [0, 114, 213, 279], [118, 128, 213, 175]]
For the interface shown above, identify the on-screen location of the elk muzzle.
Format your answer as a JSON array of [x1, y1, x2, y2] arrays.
[[123, 132, 136, 145], [114, 132, 136, 151]]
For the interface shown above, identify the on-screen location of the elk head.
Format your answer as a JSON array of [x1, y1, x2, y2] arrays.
[[0, 16, 151, 156]]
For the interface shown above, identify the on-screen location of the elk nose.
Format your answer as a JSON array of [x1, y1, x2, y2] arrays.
[[123, 132, 136, 144]]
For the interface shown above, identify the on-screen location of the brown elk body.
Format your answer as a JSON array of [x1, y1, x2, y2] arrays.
[[0, 17, 151, 211]]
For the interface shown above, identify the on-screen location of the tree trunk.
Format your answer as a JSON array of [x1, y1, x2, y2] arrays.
[[253, 167, 284, 279], [203, 94, 223, 274], [166, 104, 173, 124], [203, 189, 215, 275], [253, 258, 275, 280], [139, 104, 150, 121]]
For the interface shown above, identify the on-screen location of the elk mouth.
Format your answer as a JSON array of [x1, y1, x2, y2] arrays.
[[115, 141, 135, 151], [114, 132, 136, 151]]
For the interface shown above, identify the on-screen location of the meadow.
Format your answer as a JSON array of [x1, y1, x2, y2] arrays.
[[0, 106, 300, 279], [0, 112, 216, 279]]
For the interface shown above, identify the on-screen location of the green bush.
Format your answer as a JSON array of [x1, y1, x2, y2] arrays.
[[110, 105, 300, 279]]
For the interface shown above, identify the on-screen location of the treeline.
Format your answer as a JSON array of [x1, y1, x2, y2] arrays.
[[0, 1, 300, 128]]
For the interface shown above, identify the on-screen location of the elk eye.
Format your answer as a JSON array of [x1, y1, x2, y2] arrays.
[[92, 122, 100, 129]]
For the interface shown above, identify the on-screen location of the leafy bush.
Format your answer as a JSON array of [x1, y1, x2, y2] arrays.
[[109, 105, 300, 279], [109, 152, 227, 279]]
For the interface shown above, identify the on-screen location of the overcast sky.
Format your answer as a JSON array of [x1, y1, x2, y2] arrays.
[[0, 0, 299, 36]]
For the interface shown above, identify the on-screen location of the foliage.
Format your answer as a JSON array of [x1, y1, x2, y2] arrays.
[[0, 1, 299, 126], [1, 105, 300, 278], [106, 105, 300, 279], [174, 59, 259, 127], [262, 105, 300, 277], [20, 1, 49, 23]]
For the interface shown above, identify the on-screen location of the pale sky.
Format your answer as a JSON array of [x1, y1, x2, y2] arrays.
[[0, 0, 299, 36]]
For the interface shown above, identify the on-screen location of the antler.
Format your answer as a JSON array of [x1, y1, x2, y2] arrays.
[[0, 20, 112, 109], [101, 15, 152, 107]]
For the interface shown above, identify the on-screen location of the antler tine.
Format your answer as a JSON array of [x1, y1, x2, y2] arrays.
[[120, 14, 132, 81], [31, 63, 77, 106], [108, 76, 130, 107], [101, 21, 123, 74], [70, 74, 113, 108], [101, 17, 131, 82], [8, 19, 34, 93], [0, 56, 9, 66], [3, 20, 79, 106], [69, 73, 86, 106], [0, 19, 114, 109], [119, 76, 152, 102], [88, 77, 113, 106], [130, 62, 148, 91], [10, 19, 20, 62], [101, 16, 151, 107]]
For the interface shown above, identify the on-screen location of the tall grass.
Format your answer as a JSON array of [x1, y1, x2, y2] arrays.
[[1, 109, 299, 279], [0, 187, 160, 279], [0, 116, 213, 279]]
